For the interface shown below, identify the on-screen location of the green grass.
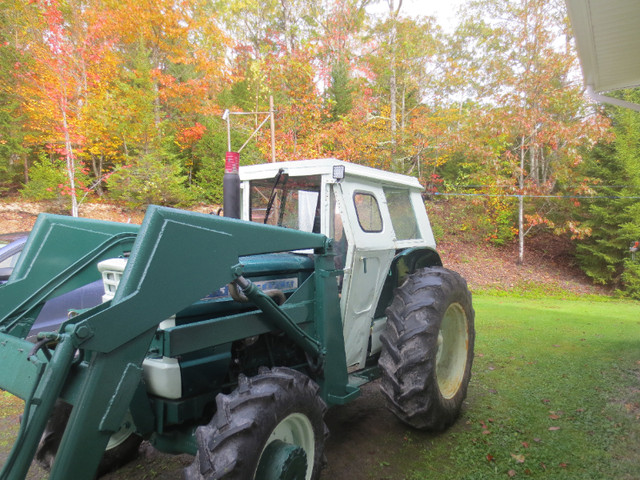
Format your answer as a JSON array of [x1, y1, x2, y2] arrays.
[[391, 294, 640, 480], [473, 281, 613, 302]]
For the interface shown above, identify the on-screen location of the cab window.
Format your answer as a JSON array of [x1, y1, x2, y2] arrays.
[[250, 175, 322, 232], [353, 192, 382, 233], [384, 188, 421, 240]]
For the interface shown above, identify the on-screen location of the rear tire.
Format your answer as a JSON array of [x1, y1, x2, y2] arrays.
[[379, 266, 475, 431], [185, 366, 328, 480]]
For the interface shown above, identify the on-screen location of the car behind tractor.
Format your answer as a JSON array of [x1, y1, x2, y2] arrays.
[[0, 158, 474, 480]]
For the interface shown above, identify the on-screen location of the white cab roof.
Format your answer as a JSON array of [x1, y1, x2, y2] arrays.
[[239, 158, 424, 191]]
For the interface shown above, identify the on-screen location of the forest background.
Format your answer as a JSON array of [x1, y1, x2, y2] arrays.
[[0, 0, 639, 297]]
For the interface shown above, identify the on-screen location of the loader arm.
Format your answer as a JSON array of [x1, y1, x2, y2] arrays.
[[0, 206, 351, 480]]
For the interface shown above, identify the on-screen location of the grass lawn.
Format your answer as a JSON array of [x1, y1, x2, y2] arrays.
[[0, 293, 638, 479], [393, 294, 640, 480]]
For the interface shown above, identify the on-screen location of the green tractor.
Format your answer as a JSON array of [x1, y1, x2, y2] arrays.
[[0, 159, 474, 480]]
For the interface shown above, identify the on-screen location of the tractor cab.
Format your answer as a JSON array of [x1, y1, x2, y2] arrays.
[[239, 159, 439, 368]]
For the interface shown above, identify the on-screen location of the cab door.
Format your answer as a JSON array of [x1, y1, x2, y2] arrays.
[[333, 180, 395, 369]]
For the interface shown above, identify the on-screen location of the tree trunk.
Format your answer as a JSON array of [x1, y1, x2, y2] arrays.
[[23, 154, 29, 184], [518, 135, 525, 265], [518, 194, 524, 265], [61, 105, 78, 217], [388, 0, 402, 168], [91, 154, 104, 196]]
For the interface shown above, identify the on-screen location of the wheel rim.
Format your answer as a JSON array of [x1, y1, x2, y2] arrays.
[[256, 413, 315, 480], [436, 302, 469, 399], [106, 412, 136, 450]]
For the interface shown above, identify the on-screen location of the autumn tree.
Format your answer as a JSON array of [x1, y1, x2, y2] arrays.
[[441, 0, 609, 261], [8, 0, 135, 214], [93, 0, 229, 202], [214, 0, 325, 162], [316, 0, 370, 120], [18, 0, 94, 215], [361, 6, 442, 173]]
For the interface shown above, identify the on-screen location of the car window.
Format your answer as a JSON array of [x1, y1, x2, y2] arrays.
[[0, 252, 20, 269]]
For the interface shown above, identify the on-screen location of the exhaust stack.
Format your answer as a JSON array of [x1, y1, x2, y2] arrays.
[[223, 151, 240, 218]]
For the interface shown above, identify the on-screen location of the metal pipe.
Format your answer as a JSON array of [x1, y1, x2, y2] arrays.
[[223, 152, 240, 219], [234, 276, 322, 358]]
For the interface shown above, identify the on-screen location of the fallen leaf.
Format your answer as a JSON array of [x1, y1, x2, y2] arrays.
[[521, 441, 530, 448], [486, 454, 495, 462], [540, 462, 547, 470], [549, 426, 560, 431], [559, 462, 568, 468], [508, 469, 516, 477], [541, 399, 551, 404], [482, 429, 491, 435], [533, 438, 541, 443], [549, 414, 560, 420], [511, 453, 525, 463]]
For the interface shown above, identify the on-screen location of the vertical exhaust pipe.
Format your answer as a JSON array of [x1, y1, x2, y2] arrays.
[[223, 151, 240, 219]]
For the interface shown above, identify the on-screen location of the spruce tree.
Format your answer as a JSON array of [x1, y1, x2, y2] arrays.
[[576, 89, 640, 297]]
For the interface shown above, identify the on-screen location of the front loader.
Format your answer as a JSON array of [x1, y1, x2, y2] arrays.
[[0, 158, 475, 479]]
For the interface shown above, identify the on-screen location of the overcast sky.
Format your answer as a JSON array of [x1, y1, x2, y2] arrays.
[[368, 0, 465, 31]]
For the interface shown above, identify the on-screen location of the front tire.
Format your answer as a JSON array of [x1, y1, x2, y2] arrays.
[[35, 400, 142, 477], [185, 366, 328, 480], [379, 266, 475, 431]]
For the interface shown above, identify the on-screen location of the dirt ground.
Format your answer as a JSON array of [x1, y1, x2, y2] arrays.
[[107, 380, 423, 480], [1, 380, 425, 480]]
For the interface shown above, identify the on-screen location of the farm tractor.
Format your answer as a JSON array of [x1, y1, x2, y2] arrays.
[[0, 158, 475, 479]]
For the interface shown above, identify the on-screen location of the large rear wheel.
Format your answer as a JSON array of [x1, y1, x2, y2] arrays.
[[185, 366, 328, 480], [379, 266, 475, 431]]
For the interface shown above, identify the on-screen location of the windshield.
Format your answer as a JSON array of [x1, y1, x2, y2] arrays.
[[250, 175, 322, 232]]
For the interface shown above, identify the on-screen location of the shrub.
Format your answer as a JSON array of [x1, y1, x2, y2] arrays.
[[20, 156, 68, 201], [620, 259, 640, 300], [107, 155, 192, 208], [193, 157, 225, 204]]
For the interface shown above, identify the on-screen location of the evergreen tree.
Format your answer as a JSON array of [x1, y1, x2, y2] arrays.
[[327, 59, 354, 121], [576, 89, 640, 297]]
